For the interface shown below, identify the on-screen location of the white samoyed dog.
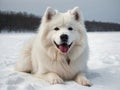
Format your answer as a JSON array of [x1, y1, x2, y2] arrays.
[[15, 7, 91, 86]]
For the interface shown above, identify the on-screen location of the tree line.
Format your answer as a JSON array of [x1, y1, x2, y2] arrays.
[[85, 21, 120, 32], [0, 11, 120, 32], [0, 11, 40, 32]]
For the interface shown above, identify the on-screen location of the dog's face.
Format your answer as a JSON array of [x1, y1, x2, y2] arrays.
[[41, 7, 85, 54]]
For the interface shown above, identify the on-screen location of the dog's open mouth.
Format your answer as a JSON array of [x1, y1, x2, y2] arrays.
[[54, 41, 72, 53]]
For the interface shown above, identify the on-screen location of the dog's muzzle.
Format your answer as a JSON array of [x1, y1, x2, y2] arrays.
[[54, 34, 73, 53]]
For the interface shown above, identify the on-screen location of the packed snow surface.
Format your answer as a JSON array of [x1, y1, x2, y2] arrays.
[[0, 32, 120, 90]]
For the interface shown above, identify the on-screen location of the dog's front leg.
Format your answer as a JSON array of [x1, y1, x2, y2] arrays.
[[74, 73, 91, 87], [35, 72, 64, 84]]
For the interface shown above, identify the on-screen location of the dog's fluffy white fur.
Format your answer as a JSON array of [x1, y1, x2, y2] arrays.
[[15, 7, 91, 86]]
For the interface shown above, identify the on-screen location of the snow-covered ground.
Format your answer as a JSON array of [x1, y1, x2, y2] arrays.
[[0, 32, 120, 90]]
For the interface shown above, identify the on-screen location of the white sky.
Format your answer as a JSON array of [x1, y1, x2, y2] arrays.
[[0, 0, 120, 23]]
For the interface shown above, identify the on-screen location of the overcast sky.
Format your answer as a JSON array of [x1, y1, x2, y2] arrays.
[[0, 0, 120, 23]]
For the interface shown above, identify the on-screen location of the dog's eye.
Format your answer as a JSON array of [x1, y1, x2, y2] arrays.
[[54, 27, 59, 31], [68, 27, 73, 31]]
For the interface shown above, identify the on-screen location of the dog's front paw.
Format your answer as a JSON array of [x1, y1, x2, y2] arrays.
[[49, 77, 63, 84], [75, 74, 92, 87], [76, 77, 91, 86], [46, 73, 64, 84]]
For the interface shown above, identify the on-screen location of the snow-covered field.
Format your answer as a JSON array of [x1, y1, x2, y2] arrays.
[[0, 32, 120, 90]]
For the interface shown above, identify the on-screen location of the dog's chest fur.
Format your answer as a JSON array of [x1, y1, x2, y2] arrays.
[[45, 55, 79, 80]]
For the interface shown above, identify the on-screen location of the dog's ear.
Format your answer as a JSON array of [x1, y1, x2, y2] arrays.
[[44, 7, 56, 21], [70, 7, 81, 21]]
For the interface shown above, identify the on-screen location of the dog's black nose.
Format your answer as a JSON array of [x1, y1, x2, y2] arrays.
[[60, 34, 68, 42]]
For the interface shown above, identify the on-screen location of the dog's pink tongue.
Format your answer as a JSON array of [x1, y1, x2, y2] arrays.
[[59, 45, 69, 53]]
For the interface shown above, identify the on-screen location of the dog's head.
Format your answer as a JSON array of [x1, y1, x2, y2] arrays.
[[40, 7, 86, 54]]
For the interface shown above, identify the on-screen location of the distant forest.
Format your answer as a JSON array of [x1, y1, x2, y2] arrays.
[[0, 11, 120, 32]]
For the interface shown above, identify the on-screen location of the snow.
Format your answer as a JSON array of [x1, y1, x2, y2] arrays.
[[0, 32, 120, 90]]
